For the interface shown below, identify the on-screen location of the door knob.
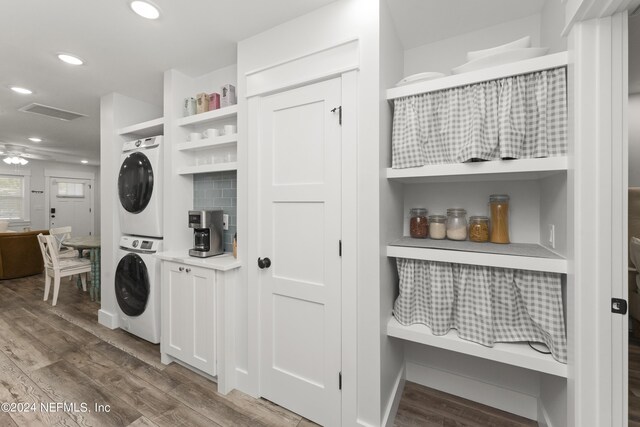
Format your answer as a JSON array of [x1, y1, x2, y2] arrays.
[[257, 257, 271, 269], [179, 267, 184, 272]]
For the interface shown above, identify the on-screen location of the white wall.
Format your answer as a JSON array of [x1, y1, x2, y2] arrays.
[[379, 0, 406, 424], [0, 159, 99, 232], [403, 14, 542, 77], [630, 94, 640, 187]]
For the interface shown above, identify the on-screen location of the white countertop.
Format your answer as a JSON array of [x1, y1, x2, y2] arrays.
[[155, 251, 241, 271]]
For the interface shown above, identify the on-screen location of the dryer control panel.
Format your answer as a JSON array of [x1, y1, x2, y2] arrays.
[[119, 235, 162, 253], [122, 135, 162, 153]]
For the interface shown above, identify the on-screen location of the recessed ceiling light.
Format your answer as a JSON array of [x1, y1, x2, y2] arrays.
[[130, 1, 160, 19], [57, 53, 84, 66], [28, 137, 42, 142], [81, 160, 88, 164], [10, 86, 32, 95]]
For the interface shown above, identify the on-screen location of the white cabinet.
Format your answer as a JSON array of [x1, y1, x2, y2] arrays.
[[161, 261, 217, 375], [157, 253, 240, 394]]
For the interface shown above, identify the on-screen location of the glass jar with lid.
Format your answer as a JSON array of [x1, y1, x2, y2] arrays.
[[428, 215, 446, 240], [468, 216, 490, 242], [489, 194, 510, 244], [409, 208, 429, 238], [446, 208, 467, 240]]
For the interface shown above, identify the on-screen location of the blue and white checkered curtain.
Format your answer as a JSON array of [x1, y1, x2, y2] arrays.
[[393, 258, 567, 363], [392, 67, 568, 168]]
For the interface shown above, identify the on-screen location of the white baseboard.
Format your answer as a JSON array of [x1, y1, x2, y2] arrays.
[[235, 368, 258, 397], [406, 361, 538, 420], [382, 365, 406, 427], [98, 309, 118, 329]]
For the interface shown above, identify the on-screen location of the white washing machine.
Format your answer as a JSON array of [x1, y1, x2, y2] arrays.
[[118, 136, 163, 238], [115, 235, 162, 343]]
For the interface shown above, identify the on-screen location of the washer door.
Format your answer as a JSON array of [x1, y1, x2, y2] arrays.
[[118, 151, 154, 214], [115, 253, 150, 317]]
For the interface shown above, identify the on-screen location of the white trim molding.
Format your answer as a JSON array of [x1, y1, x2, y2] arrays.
[[245, 38, 359, 98], [44, 169, 95, 180]]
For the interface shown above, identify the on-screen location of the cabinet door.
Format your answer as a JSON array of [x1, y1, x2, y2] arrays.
[[161, 261, 192, 361], [188, 265, 216, 375]]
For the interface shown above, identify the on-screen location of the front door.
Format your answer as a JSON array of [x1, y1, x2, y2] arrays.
[[49, 177, 93, 236], [258, 78, 342, 426]]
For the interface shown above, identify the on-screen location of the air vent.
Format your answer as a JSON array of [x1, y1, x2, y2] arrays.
[[19, 103, 86, 121]]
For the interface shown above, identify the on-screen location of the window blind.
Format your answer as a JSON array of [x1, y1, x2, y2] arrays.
[[0, 175, 25, 219]]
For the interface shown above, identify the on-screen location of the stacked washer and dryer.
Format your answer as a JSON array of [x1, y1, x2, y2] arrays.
[[116, 136, 163, 343]]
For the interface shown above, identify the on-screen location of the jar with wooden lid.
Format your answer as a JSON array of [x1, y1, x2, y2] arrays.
[[489, 194, 510, 244], [409, 208, 429, 238], [469, 216, 490, 242], [446, 208, 467, 241], [428, 215, 446, 240]]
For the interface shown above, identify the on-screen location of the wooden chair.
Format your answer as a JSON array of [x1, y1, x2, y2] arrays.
[[37, 234, 91, 306], [49, 226, 80, 258]]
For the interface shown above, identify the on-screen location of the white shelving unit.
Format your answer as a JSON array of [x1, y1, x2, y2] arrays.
[[387, 317, 567, 378], [176, 134, 238, 152], [176, 105, 238, 127], [177, 162, 238, 175], [387, 238, 567, 273], [385, 53, 570, 385], [386, 52, 568, 101], [387, 156, 568, 184], [117, 117, 164, 137]]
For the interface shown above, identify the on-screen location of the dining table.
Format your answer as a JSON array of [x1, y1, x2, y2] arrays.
[[62, 235, 101, 302]]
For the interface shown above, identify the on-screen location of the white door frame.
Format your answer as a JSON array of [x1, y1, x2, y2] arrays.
[[565, 1, 637, 425], [245, 39, 359, 426], [44, 169, 95, 235]]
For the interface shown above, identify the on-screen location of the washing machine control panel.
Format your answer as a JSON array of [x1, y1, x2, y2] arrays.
[[119, 236, 162, 253]]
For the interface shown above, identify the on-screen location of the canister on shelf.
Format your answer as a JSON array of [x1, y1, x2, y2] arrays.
[[446, 208, 467, 241], [428, 215, 446, 240], [469, 216, 490, 242], [208, 93, 220, 111], [489, 194, 510, 244], [183, 97, 196, 116], [409, 208, 429, 238], [196, 93, 209, 114]]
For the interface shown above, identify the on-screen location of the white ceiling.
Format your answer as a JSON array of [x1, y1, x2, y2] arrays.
[[0, 0, 337, 165], [386, 0, 546, 49], [3, 0, 638, 165]]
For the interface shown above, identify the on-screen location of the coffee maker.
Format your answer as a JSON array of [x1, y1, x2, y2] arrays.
[[188, 210, 224, 258]]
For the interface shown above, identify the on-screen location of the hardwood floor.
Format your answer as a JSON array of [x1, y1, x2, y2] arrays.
[[1, 274, 536, 427], [630, 336, 640, 427]]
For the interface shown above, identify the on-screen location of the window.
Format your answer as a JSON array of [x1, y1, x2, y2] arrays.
[[0, 174, 28, 220], [56, 181, 85, 198]]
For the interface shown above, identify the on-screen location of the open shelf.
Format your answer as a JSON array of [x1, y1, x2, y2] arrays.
[[176, 105, 238, 127], [387, 237, 567, 273], [117, 117, 164, 137], [176, 134, 238, 152], [177, 162, 237, 175], [387, 317, 567, 378], [387, 51, 568, 100], [387, 157, 567, 183]]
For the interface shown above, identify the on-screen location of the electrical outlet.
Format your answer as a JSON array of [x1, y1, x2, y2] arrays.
[[548, 224, 555, 249], [223, 214, 229, 231]]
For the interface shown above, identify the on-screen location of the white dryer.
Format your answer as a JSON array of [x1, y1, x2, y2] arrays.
[[115, 235, 162, 343], [118, 136, 163, 238]]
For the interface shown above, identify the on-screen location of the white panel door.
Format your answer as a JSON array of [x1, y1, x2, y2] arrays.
[[258, 78, 342, 426], [49, 177, 92, 235]]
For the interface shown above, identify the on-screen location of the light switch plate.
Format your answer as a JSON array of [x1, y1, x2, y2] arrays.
[[223, 214, 229, 230]]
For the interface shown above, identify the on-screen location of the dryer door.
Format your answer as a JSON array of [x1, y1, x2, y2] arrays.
[[118, 151, 154, 214], [115, 253, 150, 317]]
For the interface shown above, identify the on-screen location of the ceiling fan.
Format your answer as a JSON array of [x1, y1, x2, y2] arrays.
[[0, 143, 52, 165]]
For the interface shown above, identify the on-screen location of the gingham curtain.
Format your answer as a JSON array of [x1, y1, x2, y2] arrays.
[[393, 258, 567, 363], [392, 67, 568, 168]]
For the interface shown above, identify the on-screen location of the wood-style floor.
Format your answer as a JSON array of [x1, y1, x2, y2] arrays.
[[630, 336, 640, 427], [0, 273, 537, 427]]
